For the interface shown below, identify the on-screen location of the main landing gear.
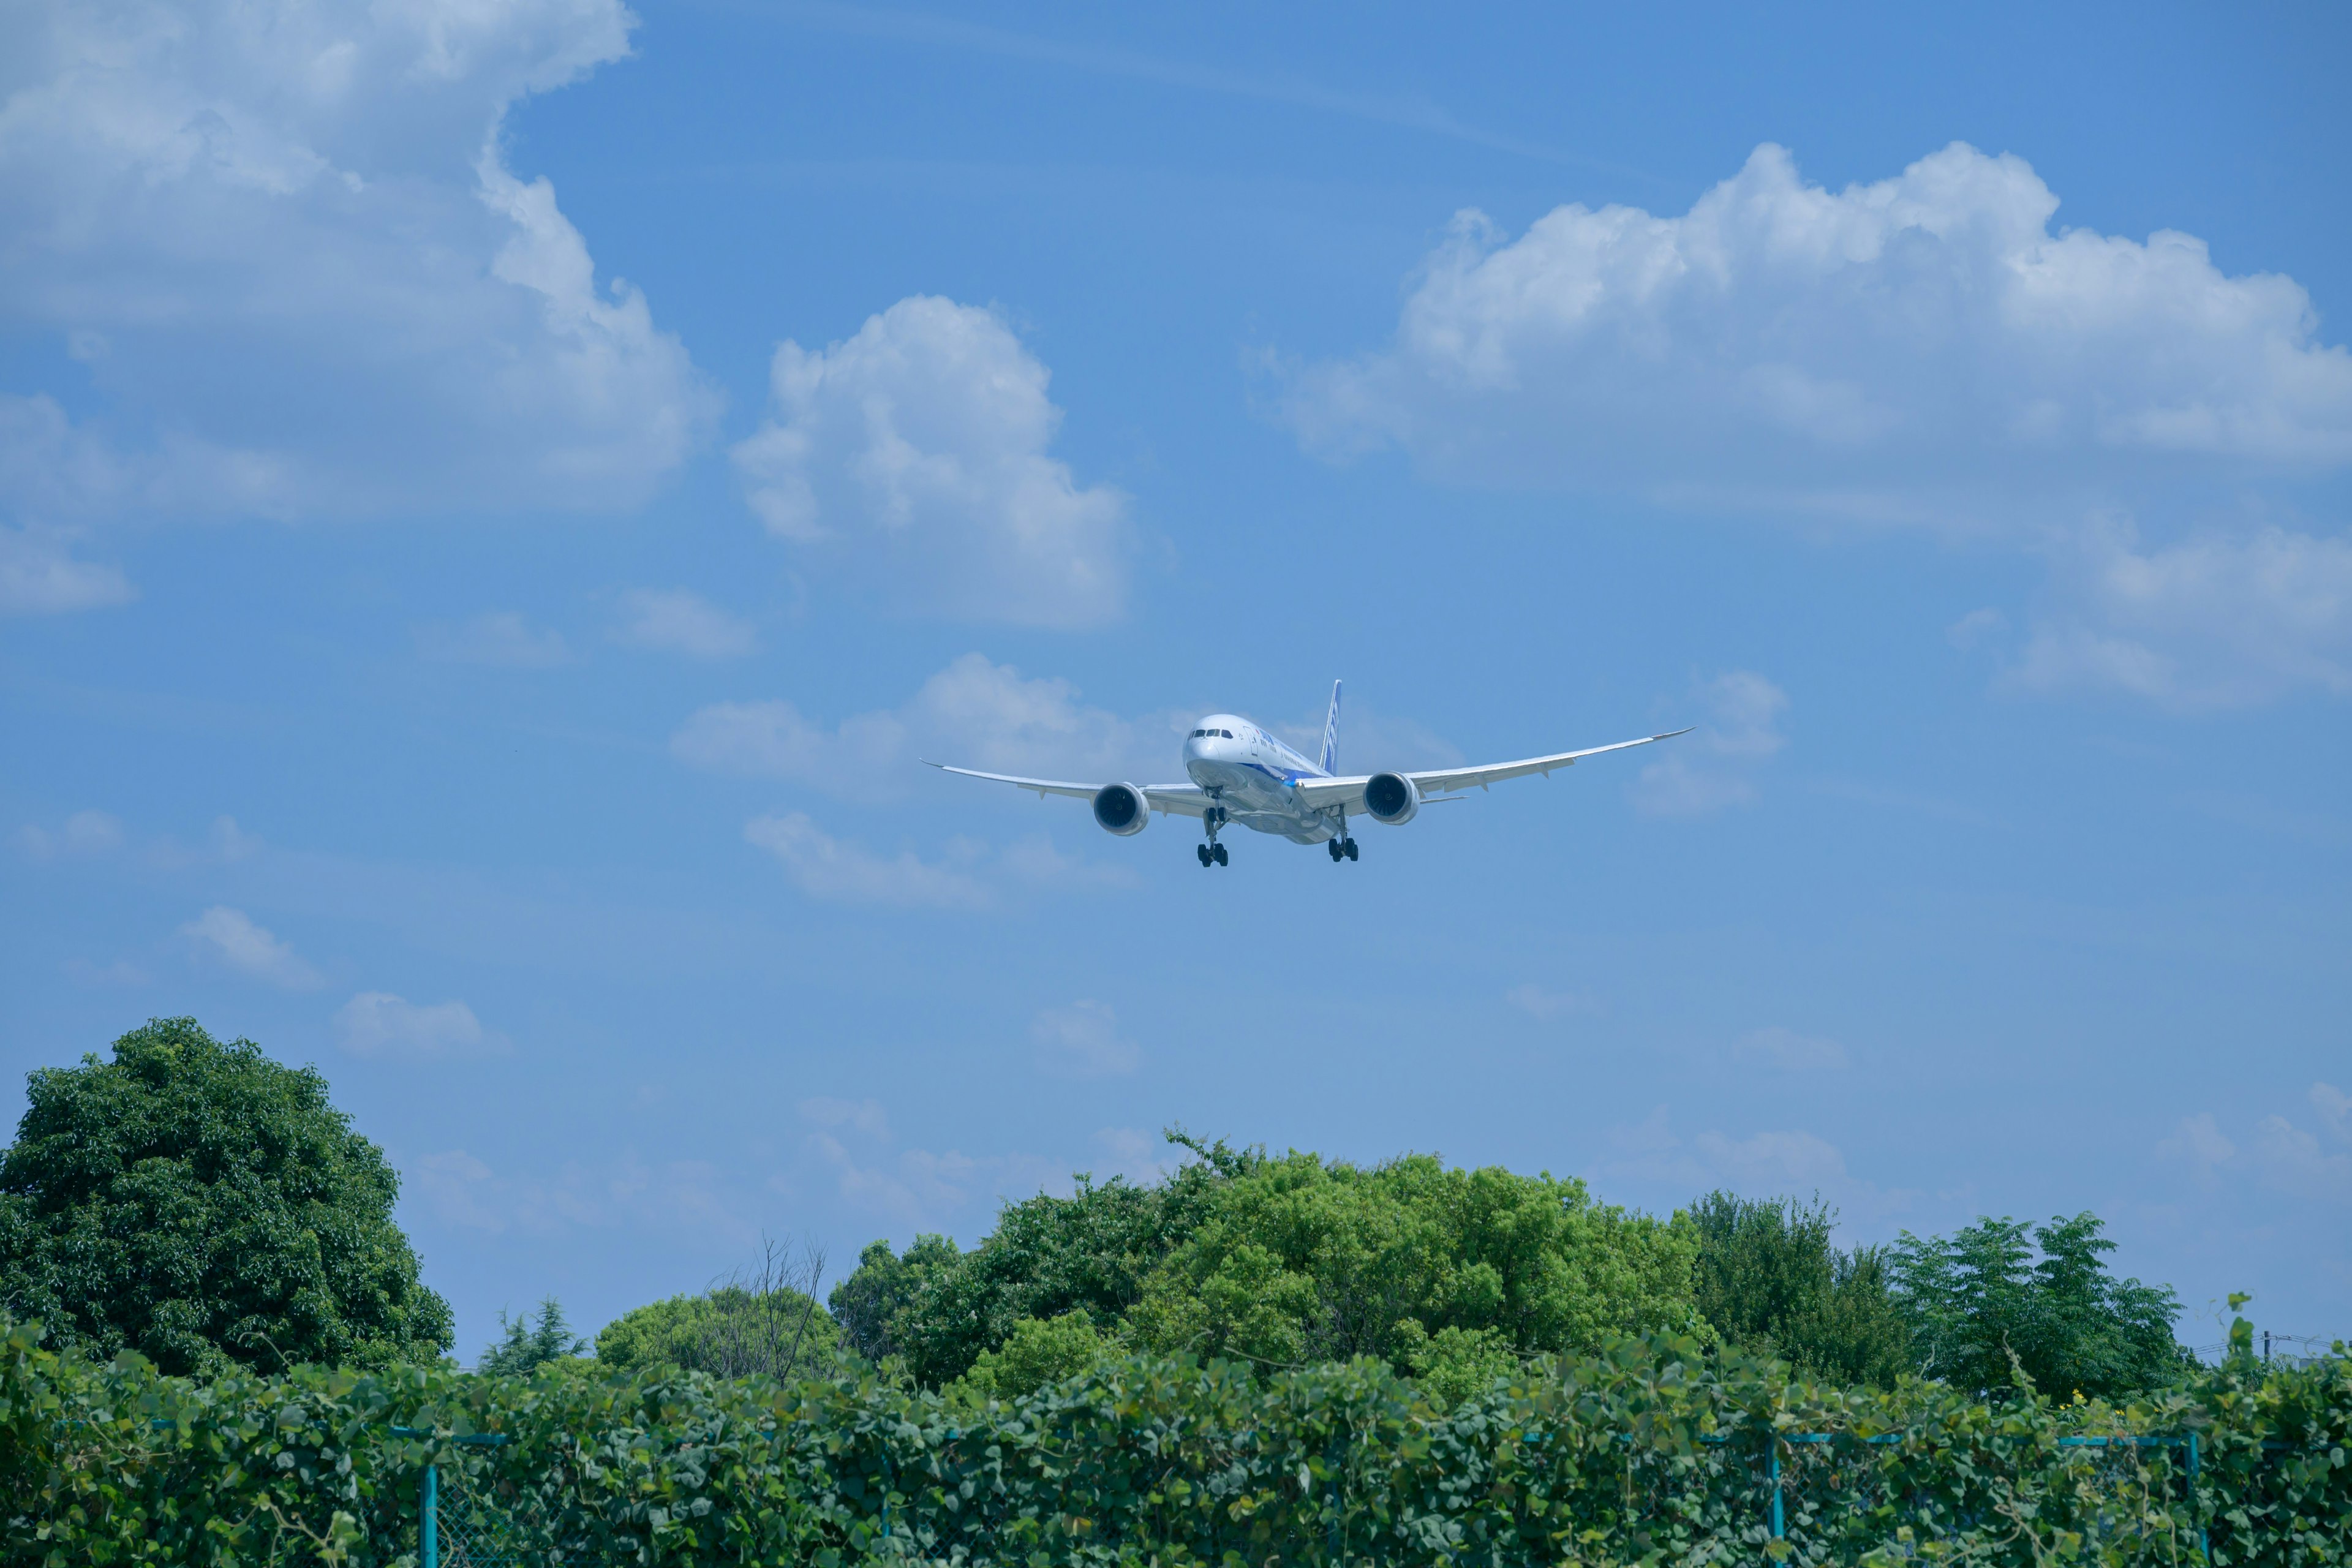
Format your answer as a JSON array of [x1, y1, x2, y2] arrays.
[[1326, 837, 1359, 862], [1198, 804, 1230, 869]]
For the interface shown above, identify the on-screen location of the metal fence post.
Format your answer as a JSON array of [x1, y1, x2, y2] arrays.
[[421, 1461, 438, 1568], [1768, 1434, 1784, 1546], [2187, 1432, 2209, 1564]]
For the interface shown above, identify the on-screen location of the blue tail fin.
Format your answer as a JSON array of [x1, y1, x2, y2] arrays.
[[1321, 679, 1343, 774]]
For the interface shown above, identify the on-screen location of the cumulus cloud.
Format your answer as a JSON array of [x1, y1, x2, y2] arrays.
[[16, 809, 126, 860], [0, 0, 712, 526], [731, 296, 1131, 627], [1032, 1000, 1142, 1078], [416, 611, 570, 668], [2009, 516, 2352, 707], [334, 992, 506, 1057], [1630, 670, 1787, 816], [673, 652, 1181, 797], [744, 813, 990, 910], [179, 905, 322, 989], [1286, 141, 2352, 503], [1733, 1027, 1849, 1071], [615, 589, 757, 658], [0, 522, 134, 615]]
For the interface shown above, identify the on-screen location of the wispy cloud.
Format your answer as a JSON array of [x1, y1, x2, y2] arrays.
[[16, 809, 124, 861], [179, 905, 323, 990], [1732, 1027, 1849, 1071], [334, 992, 509, 1058], [1630, 671, 1788, 817], [416, 612, 571, 669], [0, 523, 134, 617], [744, 813, 991, 909], [1032, 1000, 1142, 1079], [767, 2, 1611, 172], [615, 589, 757, 659]]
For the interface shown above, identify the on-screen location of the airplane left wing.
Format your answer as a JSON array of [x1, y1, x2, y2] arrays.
[[1291, 728, 1692, 810], [926, 763, 1212, 818]]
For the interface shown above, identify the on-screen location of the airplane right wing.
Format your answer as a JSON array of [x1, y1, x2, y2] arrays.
[[1291, 728, 1692, 810]]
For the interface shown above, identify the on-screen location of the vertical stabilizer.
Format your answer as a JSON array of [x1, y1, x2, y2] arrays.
[[1320, 679, 1343, 774]]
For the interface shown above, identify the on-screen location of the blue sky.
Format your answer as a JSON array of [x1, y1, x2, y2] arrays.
[[4, 0, 2347, 1358]]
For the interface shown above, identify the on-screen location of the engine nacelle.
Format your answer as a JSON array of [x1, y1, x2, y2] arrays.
[[1363, 771, 1421, 826], [1091, 782, 1150, 836]]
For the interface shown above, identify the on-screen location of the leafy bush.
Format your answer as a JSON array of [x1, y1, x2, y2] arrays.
[[1692, 1190, 1910, 1386], [0, 1018, 453, 1375], [7, 1309, 2339, 1567], [477, 1298, 586, 1377], [1891, 1212, 2192, 1400], [834, 1135, 1708, 1391]]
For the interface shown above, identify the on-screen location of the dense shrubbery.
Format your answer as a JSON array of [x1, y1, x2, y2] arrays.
[[834, 1136, 2189, 1407], [0, 1020, 453, 1375], [833, 1133, 1713, 1398], [2, 1311, 2344, 1567]]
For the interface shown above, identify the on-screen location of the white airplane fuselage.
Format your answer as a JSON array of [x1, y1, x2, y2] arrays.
[[1182, 713, 1341, 843]]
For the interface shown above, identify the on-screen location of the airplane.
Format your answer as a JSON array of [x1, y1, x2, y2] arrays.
[[930, 681, 1692, 868]]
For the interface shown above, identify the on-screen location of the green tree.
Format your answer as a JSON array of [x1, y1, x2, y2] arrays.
[[1890, 1212, 2189, 1399], [0, 1017, 453, 1374], [1125, 1152, 1709, 1372], [831, 1130, 1256, 1386], [478, 1297, 586, 1376], [595, 1285, 843, 1379], [954, 1310, 1116, 1403], [1689, 1191, 1909, 1385]]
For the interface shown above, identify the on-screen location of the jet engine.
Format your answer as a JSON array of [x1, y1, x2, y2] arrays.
[[1091, 782, 1150, 835], [1363, 771, 1421, 826]]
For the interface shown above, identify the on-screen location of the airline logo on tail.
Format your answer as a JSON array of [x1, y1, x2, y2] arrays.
[[1320, 679, 1342, 775]]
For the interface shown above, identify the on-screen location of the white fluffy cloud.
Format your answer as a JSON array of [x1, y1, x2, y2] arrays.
[[179, 904, 322, 989], [674, 652, 1180, 797], [731, 296, 1131, 627], [1630, 669, 1787, 816], [615, 589, 756, 659], [334, 991, 505, 1057], [0, 522, 134, 616], [1287, 141, 2352, 502], [1031, 1000, 1142, 1078], [2008, 516, 2352, 707], [744, 813, 990, 910], [0, 0, 712, 530]]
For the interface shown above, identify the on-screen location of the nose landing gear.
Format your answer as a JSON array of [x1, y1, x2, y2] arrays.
[[1199, 804, 1229, 868]]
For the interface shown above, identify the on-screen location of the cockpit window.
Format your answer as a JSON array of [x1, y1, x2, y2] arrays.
[[1220, 729, 1234, 739]]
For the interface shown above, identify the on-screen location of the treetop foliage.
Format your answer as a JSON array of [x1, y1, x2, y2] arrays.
[[1689, 1189, 1910, 1387], [0, 1017, 453, 1375], [1890, 1210, 2190, 1400], [831, 1132, 1710, 1396], [477, 1297, 586, 1378]]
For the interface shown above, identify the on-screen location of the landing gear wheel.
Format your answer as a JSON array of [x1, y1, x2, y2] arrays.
[[1343, 838, 1359, 862], [1196, 844, 1212, 867], [1328, 840, 1344, 862], [1212, 843, 1229, 867]]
